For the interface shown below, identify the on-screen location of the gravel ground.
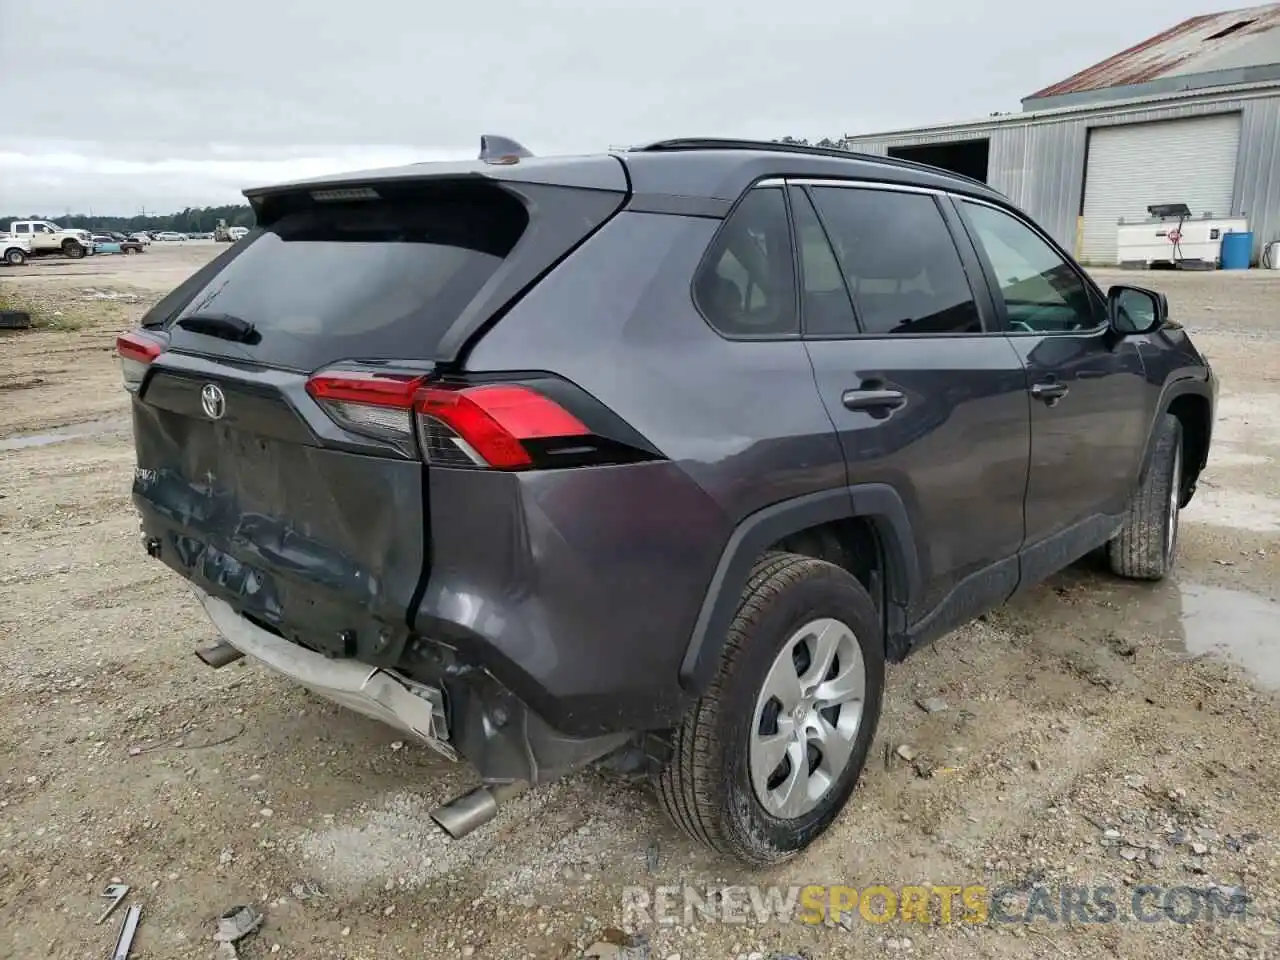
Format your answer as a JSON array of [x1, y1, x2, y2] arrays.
[[1, 249, 1278, 960]]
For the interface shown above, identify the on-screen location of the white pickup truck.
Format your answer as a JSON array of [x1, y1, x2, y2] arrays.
[[2, 234, 31, 266], [5, 220, 95, 259]]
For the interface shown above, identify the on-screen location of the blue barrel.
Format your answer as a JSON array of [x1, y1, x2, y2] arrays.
[[1221, 230, 1253, 270]]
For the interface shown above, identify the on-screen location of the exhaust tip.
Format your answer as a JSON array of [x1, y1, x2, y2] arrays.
[[430, 786, 500, 840], [196, 640, 245, 669]]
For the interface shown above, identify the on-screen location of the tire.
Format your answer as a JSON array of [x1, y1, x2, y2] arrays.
[[1108, 414, 1182, 581], [4, 248, 25, 266], [654, 552, 885, 866], [62, 240, 85, 259]]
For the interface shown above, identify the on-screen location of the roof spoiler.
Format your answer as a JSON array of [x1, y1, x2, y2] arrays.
[[479, 135, 533, 165]]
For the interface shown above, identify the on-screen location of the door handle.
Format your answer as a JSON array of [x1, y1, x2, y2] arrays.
[[842, 388, 907, 412], [1030, 381, 1069, 404]]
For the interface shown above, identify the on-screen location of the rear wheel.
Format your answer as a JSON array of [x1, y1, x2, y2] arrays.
[[654, 552, 884, 866], [4, 248, 25, 266], [1108, 414, 1182, 581]]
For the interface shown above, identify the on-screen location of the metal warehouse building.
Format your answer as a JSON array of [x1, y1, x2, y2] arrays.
[[842, 3, 1280, 265]]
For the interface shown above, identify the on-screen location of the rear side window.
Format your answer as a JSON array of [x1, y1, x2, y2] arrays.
[[170, 187, 529, 370], [810, 187, 981, 335], [694, 187, 798, 337]]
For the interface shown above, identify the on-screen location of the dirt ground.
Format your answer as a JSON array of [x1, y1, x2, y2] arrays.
[[1, 247, 1278, 960]]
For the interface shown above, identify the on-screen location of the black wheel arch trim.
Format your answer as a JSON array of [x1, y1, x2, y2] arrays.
[[1137, 376, 1214, 488], [678, 484, 921, 692]]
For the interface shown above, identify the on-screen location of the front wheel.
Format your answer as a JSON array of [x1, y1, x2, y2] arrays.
[[1108, 414, 1183, 581], [654, 552, 884, 866], [61, 240, 85, 259]]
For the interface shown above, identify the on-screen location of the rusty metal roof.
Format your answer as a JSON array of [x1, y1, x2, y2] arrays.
[[1026, 3, 1280, 100]]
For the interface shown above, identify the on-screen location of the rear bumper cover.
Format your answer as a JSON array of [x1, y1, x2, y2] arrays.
[[199, 590, 456, 760], [197, 587, 631, 784]]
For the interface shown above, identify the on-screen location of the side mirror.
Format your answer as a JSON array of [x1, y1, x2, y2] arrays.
[[1107, 285, 1167, 336]]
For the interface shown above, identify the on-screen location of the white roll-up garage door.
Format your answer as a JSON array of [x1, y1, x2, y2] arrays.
[[1080, 114, 1241, 265]]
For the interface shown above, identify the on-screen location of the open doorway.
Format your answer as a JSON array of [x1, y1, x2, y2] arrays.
[[887, 139, 990, 183]]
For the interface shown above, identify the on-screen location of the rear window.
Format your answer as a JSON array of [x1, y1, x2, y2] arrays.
[[168, 186, 529, 370]]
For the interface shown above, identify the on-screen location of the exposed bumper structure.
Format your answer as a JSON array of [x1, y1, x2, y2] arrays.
[[197, 590, 456, 761]]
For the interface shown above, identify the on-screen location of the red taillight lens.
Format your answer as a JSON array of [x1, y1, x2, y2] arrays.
[[116, 331, 164, 392], [415, 384, 589, 470], [303, 369, 590, 470], [305, 371, 427, 446], [304, 371, 427, 408]]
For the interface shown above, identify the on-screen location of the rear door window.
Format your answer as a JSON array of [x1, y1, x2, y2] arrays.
[[790, 188, 859, 336], [809, 187, 982, 335], [168, 188, 529, 370]]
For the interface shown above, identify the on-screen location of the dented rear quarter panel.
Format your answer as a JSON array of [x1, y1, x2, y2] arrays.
[[415, 460, 732, 736]]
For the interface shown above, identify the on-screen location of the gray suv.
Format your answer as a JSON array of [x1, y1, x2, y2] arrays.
[[119, 137, 1216, 865]]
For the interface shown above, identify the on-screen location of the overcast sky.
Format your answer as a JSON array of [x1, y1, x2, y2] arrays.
[[1, 0, 1221, 215]]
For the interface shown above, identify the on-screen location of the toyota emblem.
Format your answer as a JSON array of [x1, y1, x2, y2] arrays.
[[200, 383, 227, 420]]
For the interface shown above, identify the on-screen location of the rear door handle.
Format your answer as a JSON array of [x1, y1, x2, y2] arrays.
[[842, 388, 907, 412], [1030, 381, 1070, 404]]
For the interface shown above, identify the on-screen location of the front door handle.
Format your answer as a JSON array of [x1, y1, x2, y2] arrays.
[[842, 388, 907, 412], [1030, 381, 1070, 404]]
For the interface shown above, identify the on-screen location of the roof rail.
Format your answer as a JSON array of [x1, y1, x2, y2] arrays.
[[632, 137, 991, 190], [634, 137, 860, 161]]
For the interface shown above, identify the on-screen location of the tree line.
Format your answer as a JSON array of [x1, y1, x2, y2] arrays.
[[1, 204, 256, 235], [774, 136, 847, 149]]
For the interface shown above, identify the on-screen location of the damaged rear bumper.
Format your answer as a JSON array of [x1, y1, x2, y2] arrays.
[[198, 590, 457, 761], [194, 588, 631, 790]]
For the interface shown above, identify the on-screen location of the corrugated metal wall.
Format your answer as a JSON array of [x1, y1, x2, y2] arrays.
[[845, 90, 1280, 261], [988, 123, 1087, 249], [1236, 96, 1280, 261]]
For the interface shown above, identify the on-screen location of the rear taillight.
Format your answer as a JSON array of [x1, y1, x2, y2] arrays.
[[304, 370, 590, 470], [304, 371, 424, 445], [415, 384, 588, 470], [116, 331, 165, 392]]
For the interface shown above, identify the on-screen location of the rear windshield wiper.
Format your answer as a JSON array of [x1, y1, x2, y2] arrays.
[[176, 312, 260, 344]]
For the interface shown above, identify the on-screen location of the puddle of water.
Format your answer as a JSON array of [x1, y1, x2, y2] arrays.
[[0, 417, 131, 451], [1177, 582, 1280, 689], [1182, 487, 1280, 533]]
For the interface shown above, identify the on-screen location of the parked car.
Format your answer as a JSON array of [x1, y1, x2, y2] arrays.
[[94, 235, 146, 254], [91, 234, 122, 254], [129, 233, 152, 246], [153, 231, 185, 242], [116, 137, 1216, 866], [227, 225, 249, 241], [2, 234, 31, 265]]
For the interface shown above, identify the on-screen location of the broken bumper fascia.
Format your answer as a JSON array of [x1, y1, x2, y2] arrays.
[[197, 590, 458, 761], [195, 588, 631, 786]]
